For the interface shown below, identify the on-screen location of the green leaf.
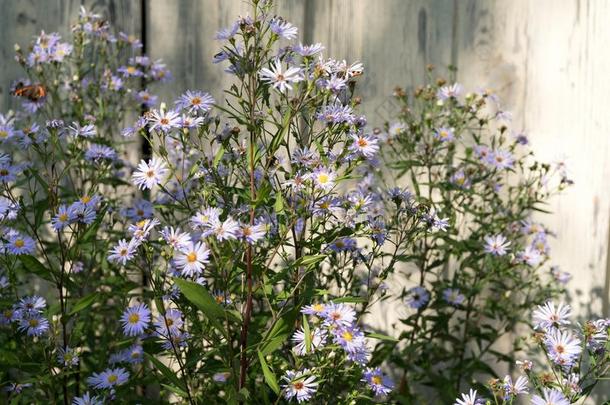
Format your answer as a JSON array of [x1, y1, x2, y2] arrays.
[[257, 350, 280, 395], [274, 192, 284, 214], [333, 296, 367, 304], [174, 278, 234, 332], [259, 309, 298, 355], [366, 332, 398, 342], [302, 314, 312, 354], [213, 145, 225, 168], [145, 353, 187, 393], [161, 383, 189, 398], [78, 207, 107, 244], [18, 255, 55, 283], [295, 255, 326, 267], [68, 292, 99, 315]]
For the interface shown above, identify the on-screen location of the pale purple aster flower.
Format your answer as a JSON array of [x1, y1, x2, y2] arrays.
[[72, 205, 97, 225], [544, 328, 581, 367], [154, 308, 184, 337], [333, 325, 366, 353], [551, 266, 571, 284], [18, 314, 49, 336], [57, 347, 79, 367], [6, 233, 36, 255], [190, 207, 221, 229], [120, 303, 151, 336], [108, 239, 138, 265], [214, 23, 238, 40], [405, 286, 429, 309], [291, 326, 327, 356], [118, 65, 143, 77], [488, 149, 515, 170], [533, 301, 571, 330], [321, 302, 356, 327], [437, 83, 463, 101], [301, 303, 326, 316], [68, 122, 96, 138], [0, 163, 21, 183], [453, 389, 479, 405], [132, 157, 168, 189], [308, 166, 336, 191], [209, 216, 240, 241], [128, 218, 160, 241], [175, 90, 215, 114], [160, 330, 190, 350], [87, 367, 129, 389], [518, 246, 543, 267], [531, 388, 569, 405], [85, 144, 117, 162], [160, 227, 191, 250], [238, 222, 266, 244], [213, 372, 230, 383], [503, 375, 529, 398], [516, 359, 533, 372], [294, 43, 324, 56], [16, 295, 46, 314], [562, 373, 582, 396], [134, 90, 158, 108], [270, 18, 298, 39], [175, 241, 210, 277], [281, 369, 318, 403], [350, 133, 379, 159], [72, 391, 103, 405], [443, 288, 465, 306], [362, 367, 394, 396], [316, 103, 355, 124], [484, 234, 511, 256], [0, 196, 19, 221], [450, 169, 471, 189], [148, 109, 181, 132], [434, 127, 455, 142], [259, 61, 304, 93], [4, 382, 32, 394]]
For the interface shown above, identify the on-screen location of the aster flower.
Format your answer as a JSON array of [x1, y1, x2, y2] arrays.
[[362, 367, 394, 396], [533, 301, 571, 330], [453, 389, 479, 405], [531, 388, 570, 405], [18, 314, 49, 336], [350, 133, 379, 159], [259, 61, 304, 93], [503, 375, 529, 397], [87, 367, 129, 389], [484, 234, 511, 256], [405, 286, 430, 309], [148, 109, 181, 132], [85, 144, 117, 162], [488, 149, 515, 170], [120, 303, 151, 336], [208, 217, 240, 241], [190, 207, 222, 229], [51, 204, 76, 231], [175, 241, 210, 277], [132, 157, 168, 190], [281, 369, 318, 403], [270, 18, 298, 39], [57, 347, 80, 368], [309, 166, 336, 191], [238, 222, 266, 244], [291, 326, 327, 356], [518, 245, 543, 267], [437, 83, 463, 101], [16, 295, 46, 314], [544, 328, 581, 367], [294, 42, 324, 57], [128, 218, 160, 241], [72, 391, 103, 405], [68, 122, 96, 138], [72, 205, 97, 225], [154, 308, 184, 337], [108, 239, 138, 265], [0, 196, 19, 221], [175, 90, 214, 114], [6, 233, 36, 255], [214, 23, 238, 40], [321, 302, 356, 326], [301, 302, 326, 316], [433, 127, 455, 142], [443, 288, 465, 306], [333, 325, 366, 353], [160, 227, 191, 250]]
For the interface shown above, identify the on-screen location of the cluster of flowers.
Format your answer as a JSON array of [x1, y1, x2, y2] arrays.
[[281, 301, 394, 402], [0, 296, 49, 337], [454, 301, 610, 404]]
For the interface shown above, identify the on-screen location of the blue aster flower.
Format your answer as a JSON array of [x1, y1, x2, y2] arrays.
[[120, 303, 151, 336]]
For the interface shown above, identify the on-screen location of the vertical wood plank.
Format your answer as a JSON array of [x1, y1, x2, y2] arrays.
[[454, 0, 610, 317]]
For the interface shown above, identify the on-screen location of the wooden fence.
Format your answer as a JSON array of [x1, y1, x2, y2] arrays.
[[1, 0, 609, 319]]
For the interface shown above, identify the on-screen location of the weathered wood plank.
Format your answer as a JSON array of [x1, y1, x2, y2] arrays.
[[454, 0, 610, 317]]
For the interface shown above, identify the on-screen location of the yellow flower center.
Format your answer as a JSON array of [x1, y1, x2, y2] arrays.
[[187, 252, 197, 263], [313, 304, 324, 312], [317, 173, 329, 184], [59, 213, 69, 221], [128, 313, 140, 324], [293, 381, 304, 390], [0, 130, 8, 138], [107, 374, 118, 383], [15, 239, 25, 248], [191, 97, 201, 105], [81, 196, 91, 204], [342, 331, 353, 341], [372, 375, 382, 385], [28, 318, 39, 327], [126, 66, 137, 74]]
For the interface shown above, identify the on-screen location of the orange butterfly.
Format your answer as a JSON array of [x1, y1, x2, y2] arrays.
[[10, 82, 47, 102]]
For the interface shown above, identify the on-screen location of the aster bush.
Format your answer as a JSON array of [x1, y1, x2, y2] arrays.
[[377, 71, 573, 402]]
